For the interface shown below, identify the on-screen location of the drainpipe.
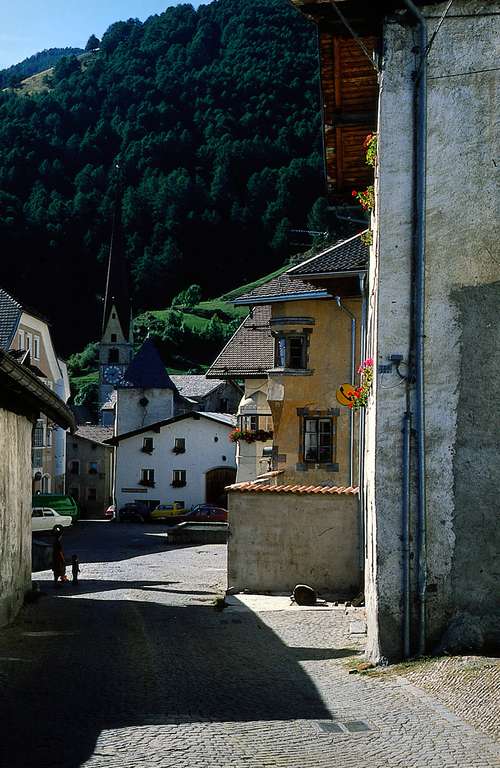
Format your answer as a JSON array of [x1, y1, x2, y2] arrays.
[[358, 274, 367, 566], [335, 297, 356, 488], [401, 411, 411, 658], [402, 0, 428, 657]]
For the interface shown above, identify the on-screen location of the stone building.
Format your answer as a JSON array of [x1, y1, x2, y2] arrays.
[[66, 426, 113, 518], [0, 348, 74, 627], [291, 0, 500, 659]]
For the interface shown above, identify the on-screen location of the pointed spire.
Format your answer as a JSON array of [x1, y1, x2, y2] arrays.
[[121, 338, 176, 390], [102, 163, 132, 340]]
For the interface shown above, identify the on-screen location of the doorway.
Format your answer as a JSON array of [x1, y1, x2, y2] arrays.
[[205, 467, 236, 507]]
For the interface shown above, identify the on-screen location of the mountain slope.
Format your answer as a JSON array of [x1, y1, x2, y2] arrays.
[[0, 0, 322, 355], [0, 48, 84, 88]]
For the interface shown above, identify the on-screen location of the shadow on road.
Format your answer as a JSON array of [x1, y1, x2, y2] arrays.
[[0, 590, 356, 768]]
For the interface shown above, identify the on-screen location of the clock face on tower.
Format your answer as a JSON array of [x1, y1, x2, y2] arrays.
[[103, 365, 123, 385]]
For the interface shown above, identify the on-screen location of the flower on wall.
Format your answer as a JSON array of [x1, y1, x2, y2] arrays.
[[349, 358, 374, 411], [229, 429, 273, 444]]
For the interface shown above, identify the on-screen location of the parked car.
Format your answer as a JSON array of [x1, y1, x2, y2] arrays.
[[118, 502, 150, 523], [32, 494, 79, 521], [32, 508, 72, 533], [154, 503, 228, 526], [150, 503, 185, 521]]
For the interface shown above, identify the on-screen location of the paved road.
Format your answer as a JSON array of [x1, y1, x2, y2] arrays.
[[0, 522, 497, 768]]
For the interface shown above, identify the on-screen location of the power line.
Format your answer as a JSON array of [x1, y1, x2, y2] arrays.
[[329, 1, 379, 73], [428, 66, 500, 80]]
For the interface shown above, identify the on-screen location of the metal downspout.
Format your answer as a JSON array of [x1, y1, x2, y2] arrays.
[[402, 411, 411, 658], [358, 274, 367, 569], [403, 0, 428, 656], [335, 297, 356, 488]]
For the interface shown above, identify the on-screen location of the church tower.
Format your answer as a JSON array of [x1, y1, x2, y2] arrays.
[[98, 184, 133, 422]]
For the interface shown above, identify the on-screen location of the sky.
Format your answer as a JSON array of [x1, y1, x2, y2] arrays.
[[0, 0, 204, 70]]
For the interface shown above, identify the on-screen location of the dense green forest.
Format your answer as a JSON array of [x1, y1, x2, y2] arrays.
[[0, 48, 84, 89], [0, 0, 324, 355]]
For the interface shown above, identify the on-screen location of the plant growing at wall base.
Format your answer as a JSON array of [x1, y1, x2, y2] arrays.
[[229, 429, 273, 444], [349, 358, 374, 411], [363, 133, 378, 167], [360, 229, 373, 246], [351, 185, 374, 213]]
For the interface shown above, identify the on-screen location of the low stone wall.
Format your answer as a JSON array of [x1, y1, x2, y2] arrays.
[[0, 408, 33, 627], [227, 491, 360, 596]]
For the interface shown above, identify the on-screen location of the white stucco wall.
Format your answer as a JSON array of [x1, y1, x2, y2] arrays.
[[115, 388, 174, 436], [236, 380, 273, 482], [364, 1, 500, 661], [114, 416, 236, 510], [0, 409, 32, 627]]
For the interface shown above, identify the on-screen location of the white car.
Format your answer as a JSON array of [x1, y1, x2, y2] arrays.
[[32, 507, 72, 533]]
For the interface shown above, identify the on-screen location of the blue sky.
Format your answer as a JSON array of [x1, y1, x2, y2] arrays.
[[0, 0, 204, 69]]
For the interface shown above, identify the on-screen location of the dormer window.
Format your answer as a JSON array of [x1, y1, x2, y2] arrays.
[[275, 333, 308, 370], [108, 348, 119, 364], [110, 333, 117, 343]]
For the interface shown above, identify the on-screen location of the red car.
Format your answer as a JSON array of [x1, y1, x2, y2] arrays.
[[187, 504, 227, 522]]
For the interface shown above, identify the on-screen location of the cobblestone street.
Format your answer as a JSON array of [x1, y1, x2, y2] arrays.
[[0, 522, 498, 768]]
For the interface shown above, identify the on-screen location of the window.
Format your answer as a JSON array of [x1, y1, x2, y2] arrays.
[[108, 348, 119, 363], [110, 333, 117, 342], [18, 330, 25, 350], [275, 334, 307, 369], [25, 332, 32, 353], [70, 487, 79, 500], [41, 475, 50, 493], [33, 335, 40, 360], [140, 469, 155, 487], [87, 488, 97, 501], [173, 437, 185, 454], [70, 460, 80, 475], [32, 509, 43, 518], [304, 418, 333, 464], [46, 426, 52, 447], [88, 461, 98, 475], [142, 437, 154, 453], [238, 414, 273, 432], [219, 398, 228, 411], [172, 470, 186, 487], [33, 419, 45, 448], [43, 509, 54, 517]]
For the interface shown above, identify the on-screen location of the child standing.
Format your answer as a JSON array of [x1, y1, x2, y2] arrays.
[[71, 555, 80, 585]]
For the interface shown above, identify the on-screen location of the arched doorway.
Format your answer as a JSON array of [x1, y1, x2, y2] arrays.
[[205, 467, 236, 507]]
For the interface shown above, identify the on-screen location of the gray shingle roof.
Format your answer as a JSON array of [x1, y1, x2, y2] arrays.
[[75, 425, 114, 444], [234, 274, 328, 305], [206, 305, 274, 379], [170, 375, 224, 399], [0, 288, 22, 350], [287, 231, 368, 278]]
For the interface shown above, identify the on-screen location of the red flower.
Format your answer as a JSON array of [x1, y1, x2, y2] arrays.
[[351, 190, 357, 197]]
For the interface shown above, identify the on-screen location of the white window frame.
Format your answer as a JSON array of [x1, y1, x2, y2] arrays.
[[18, 330, 25, 350], [33, 335, 40, 360], [25, 332, 32, 353], [173, 469, 186, 484]]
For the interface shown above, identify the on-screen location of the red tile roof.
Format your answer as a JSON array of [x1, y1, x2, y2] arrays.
[[227, 482, 359, 495]]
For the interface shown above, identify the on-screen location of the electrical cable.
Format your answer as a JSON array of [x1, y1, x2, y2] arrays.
[[425, 0, 455, 58], [329, 1, 379, 73]]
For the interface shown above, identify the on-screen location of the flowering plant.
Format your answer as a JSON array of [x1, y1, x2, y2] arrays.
[[349, 358, 374, 411], [360, 229, 373, 246], [351, 185, 374, 212], [229, 429, 273, 444], [363, 133, 378, 167]]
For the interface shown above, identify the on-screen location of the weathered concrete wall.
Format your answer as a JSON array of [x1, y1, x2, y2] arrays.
[[0, 409, 32, 627], [365, 1, 500, 661], [115, 387, 174, 435], [227, 491, 360, 595]]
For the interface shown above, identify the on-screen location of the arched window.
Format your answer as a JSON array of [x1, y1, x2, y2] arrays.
[[110, 333, 117, 342], [108, 349, 119, 364]]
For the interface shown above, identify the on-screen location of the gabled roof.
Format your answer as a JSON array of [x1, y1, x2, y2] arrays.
[[0, 288, 22, 350], [170, 375, 226, 400], [287, 231, 368, 279], [233, 274, 329, 306], [106, 410, 236, 445], [75, 425, 114, 444], [120, 338, 175, 390], [206, 305, 274, 379]]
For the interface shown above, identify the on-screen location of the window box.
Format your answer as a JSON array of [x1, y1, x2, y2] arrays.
[[171, 480, 186, 488], [138, 478, 155, 488], [172, 446, 185, 454], [140, 446, 153, 454]]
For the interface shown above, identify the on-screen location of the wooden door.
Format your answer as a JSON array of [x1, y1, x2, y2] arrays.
[[205, 468, 236, 507]]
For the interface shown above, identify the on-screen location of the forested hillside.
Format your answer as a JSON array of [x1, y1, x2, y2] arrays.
[[0, 0, 323, 354], [0, 48, 84, 89]]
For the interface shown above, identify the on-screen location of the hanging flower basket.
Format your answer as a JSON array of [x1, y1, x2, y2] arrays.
[[229, 429, 273, 444], [349, 358, 374, 411]]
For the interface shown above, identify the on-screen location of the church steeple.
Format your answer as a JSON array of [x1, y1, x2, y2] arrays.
[[98, 167, 133, 424]]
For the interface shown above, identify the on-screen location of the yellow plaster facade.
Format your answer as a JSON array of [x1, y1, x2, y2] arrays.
[[267, 296, 361, 486]]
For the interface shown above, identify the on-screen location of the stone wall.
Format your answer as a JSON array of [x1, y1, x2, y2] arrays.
[[227, 491, 360, 595], [0, 408, 33, 627], [364, 1, 500, 661]]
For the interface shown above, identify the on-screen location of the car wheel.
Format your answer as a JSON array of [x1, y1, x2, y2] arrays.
[[53, 524, 63, 533]]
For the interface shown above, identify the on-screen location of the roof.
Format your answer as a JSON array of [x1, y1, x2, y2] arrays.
[[234, 274, 329, 306], [75, 425, 114, 444], [170, 375, 225, 400], [206, 305, 274, 379], [102, 202, 132, 340], [120, 338, 175, 390], [227, 481, 359, 495], [287, 231, 368, 279], [106, 410, 236, 445], [0, 288, 22, 350]]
